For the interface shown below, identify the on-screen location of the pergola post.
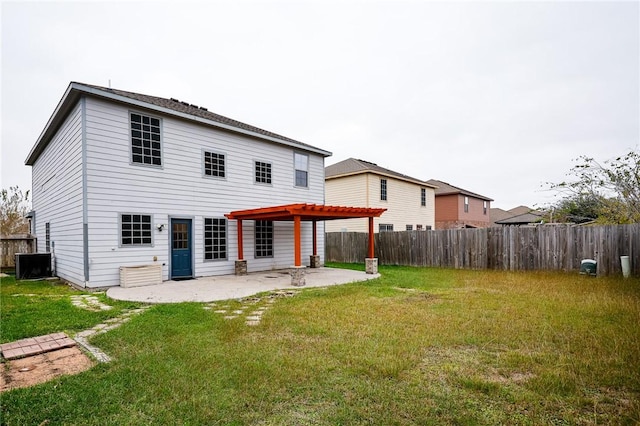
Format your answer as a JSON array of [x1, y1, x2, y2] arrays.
[[290, 215, 306, 286], [310, 220, 320, 268], [366, 216, 378, 274], [234, 219, 247, 275]]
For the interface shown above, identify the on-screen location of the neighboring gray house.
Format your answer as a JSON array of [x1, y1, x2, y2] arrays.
[[25, 82, 332, 288]]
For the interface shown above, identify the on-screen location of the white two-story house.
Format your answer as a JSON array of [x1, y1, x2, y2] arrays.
[[25, 82, 333, 289], [325, 158, 436, 233]]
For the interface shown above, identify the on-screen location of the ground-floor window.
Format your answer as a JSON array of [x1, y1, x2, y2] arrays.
[[379, 224, 394, 232], [255, 220, 273, 258], [120, 214, 152, 246], [45, 222, 50, 252], [406, 224, 413, 231], [204, 218, 227, 260]]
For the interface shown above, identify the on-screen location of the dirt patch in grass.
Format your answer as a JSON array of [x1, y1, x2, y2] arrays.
[[1, 347, 94, 392]]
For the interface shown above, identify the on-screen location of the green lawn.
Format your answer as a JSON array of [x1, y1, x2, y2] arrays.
[[1, 265, 639, 425]]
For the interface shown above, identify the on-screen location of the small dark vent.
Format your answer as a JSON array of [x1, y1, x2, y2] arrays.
[[199, 106, 208, 111], [170, 98, 180, 102], [180, 101, 189, 106], [190, 103, 198, 108]]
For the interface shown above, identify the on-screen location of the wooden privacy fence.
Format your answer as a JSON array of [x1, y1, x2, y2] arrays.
[[0, 234, 36, 268], [326, 224, 640, 277]]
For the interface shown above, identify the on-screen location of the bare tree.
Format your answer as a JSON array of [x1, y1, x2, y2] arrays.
[[545, 149, 640, 224], [1, 186, 31, 235]]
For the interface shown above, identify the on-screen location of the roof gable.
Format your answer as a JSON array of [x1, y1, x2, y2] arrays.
[[325, 158, 435, 187], [426, 179, 493, 201], [26, 82, 331, 165]]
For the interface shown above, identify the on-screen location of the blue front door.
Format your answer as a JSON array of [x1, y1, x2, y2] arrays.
[[171, 219, 192, 279]]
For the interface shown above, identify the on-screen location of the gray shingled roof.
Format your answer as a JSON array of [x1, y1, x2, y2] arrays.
[[79, 82, 316, 147], [325, 158, 434, 187], [426, 179, 493, 201], [26, 82, 331, 165]]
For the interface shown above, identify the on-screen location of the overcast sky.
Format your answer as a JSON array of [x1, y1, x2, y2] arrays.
[[2, 1, 638, 209]]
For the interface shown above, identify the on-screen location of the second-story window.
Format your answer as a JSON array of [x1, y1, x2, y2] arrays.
[[421, 188, 426, 206], [255, 161, 272, 184], [464, 196, 469, 213], [294, 153, 308, 187], [380, 179, 387, 201], [204, 151, 226, 178], [483, 200, 488, 215], [130, 113, 161, 166]]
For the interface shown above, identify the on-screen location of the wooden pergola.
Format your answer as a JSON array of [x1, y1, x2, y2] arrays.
[[225, 203, 386, 266]]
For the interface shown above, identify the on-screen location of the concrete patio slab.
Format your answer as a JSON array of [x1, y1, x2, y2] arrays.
[[106, 267, 379, 303]]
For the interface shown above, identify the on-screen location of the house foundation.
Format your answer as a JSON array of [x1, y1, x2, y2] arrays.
[[290, 265, 306, 286], [365, 258, 378, 274]]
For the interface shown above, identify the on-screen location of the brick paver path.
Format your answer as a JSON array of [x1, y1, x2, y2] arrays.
[[0, 333, 76, 360]]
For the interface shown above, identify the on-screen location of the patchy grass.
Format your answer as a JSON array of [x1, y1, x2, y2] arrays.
[[0, 274, 143, 343], [1, 265, 639, 425]]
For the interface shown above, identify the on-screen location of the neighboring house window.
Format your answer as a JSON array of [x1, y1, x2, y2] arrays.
[[380, 179, 387, 201], [379, 224, 393, 232], [45, 222, 50, 252], [255, 220, 273, 258], [294, 152, 308, 187], [255, 161, 272, 184], [406, 225, 413, 231], [426, 225, 432, 230], [204, 151, 226, 178], [421, 188, 426, 206], [483, 201, 488, 215], [120, 214, 152, 246], [130, 113, 161, 166], [416, 224, 423, 230], [464, 196, 469, 213], [204, 218, 227, 260]]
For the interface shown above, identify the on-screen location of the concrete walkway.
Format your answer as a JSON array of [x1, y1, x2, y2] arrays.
[[107, 267, 379, 303]]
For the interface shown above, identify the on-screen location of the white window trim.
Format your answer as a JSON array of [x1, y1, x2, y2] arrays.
[[254, 159, 273, 186], [129, 110, 163, 169], [293, 152, 309, 188], [204, 217, 228, 261], [118, 212, 154, 247], [202, 148, 228, 181]]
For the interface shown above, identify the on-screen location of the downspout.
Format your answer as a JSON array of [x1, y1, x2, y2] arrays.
[[81, 96, 89, 287]]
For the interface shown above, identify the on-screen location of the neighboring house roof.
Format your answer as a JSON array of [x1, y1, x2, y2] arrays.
[[325, 158, 435, 187], [494, 211, 544, 225], [507, 205, 535, 216], [426, 179, 493, 201], [26, 82, 332, 165], [490, 207, 513, 224]]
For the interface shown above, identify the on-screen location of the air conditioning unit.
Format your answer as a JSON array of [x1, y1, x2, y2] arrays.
[[119, 264, 162, 287], [15, 253, 52, 280]]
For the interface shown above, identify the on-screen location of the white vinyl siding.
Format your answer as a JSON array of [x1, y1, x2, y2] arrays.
[[81, 97, 325, 287], [31, 102, 84, 285]]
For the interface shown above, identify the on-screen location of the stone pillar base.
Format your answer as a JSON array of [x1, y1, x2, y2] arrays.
[[365, 258, 378, 274], [290, 265, 307, 286], [235, 260, 247, 276], [310, 255, 321, 268]]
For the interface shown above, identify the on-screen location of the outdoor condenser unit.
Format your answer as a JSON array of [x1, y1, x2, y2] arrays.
[[15, 253, 52, 280]]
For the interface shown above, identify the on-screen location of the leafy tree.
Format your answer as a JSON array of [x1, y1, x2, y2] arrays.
[[545, 149, 640, 224], [1, 186, 31, 235]]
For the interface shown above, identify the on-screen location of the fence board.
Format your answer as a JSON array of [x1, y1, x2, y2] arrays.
[[325, 224, 640, 277]]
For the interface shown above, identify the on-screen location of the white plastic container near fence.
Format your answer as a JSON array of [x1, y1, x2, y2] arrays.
[[620, 256, 631, 278], [119, 264, 162, 287]]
